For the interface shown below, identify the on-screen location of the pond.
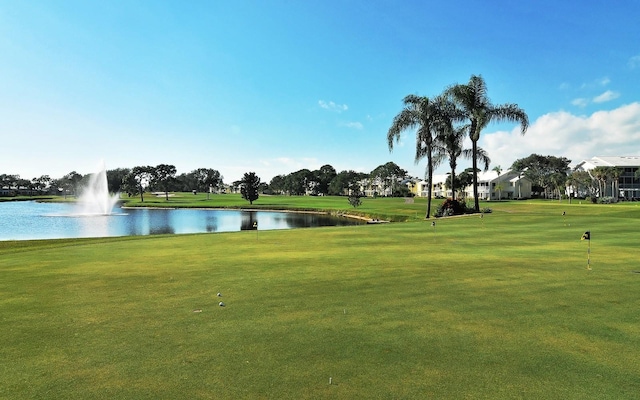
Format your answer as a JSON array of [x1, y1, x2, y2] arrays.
[[0, 201, 364, 241]]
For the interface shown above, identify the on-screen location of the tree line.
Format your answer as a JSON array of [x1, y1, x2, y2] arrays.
[[0, 160, 414, 200], [0, 165, 222, 200]]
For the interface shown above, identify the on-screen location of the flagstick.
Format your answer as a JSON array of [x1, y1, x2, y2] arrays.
[[587, 236, 591, 270], [431, 221, 436, 243]]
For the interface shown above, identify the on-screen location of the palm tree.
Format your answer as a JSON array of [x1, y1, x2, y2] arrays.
[[388, 94, 444, 218], [492, 165, 503, 200], [494, 182, 504, 200], [439, 124, 472, 201], [430, 95, 471, 202], [446, 75, 529, 212], [591, 166, 608, 198], [609, 167, 622, 202]]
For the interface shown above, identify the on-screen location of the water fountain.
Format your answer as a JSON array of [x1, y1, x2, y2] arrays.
[[75, 161, 120, 215]]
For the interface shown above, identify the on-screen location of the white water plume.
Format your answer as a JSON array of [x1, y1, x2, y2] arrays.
[[75, 161, 120, 215]]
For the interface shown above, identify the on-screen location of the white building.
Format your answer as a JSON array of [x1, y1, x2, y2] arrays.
[[463, 170, 532, 200], [415, 174, 448, 198], [574, 156, 640, 199], [413, 171, 531, 200]]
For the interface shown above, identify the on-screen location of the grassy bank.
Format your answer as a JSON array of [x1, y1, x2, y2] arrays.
[[1, 201, 639, 399], [120, 192, 431, 222]]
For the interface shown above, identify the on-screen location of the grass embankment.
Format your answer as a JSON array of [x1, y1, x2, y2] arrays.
[[121, 192, 430, 222], [1, 200, 639, 399]]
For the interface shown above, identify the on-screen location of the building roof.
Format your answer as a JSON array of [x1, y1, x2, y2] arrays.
[[576, 156, 640, 170]]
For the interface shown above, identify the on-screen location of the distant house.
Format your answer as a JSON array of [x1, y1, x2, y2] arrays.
[[574, 156, 640, 199], [463, 170, 532, 200], [414, 174, 448, 198]]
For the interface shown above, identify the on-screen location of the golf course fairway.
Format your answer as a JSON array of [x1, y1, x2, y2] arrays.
[[1, 199, 639, 399]]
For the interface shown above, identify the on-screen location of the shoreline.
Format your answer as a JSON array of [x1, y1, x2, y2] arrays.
[[120, 205, 380, 223]]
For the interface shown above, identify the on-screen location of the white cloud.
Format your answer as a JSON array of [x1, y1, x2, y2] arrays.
[[318, 100, 348, 112], [342, 121, 363, 130], [571, 98, 589, 107], [597, 77, 611, 86], [571, 91, 620, 107], [628, 55, 640, 69], [478, 102, 640, 171], [592, 90, 620, 103]]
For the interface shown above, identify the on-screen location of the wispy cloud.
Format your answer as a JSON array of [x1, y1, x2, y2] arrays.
[[572, 90, 620, 107], [579, 76, 611, 90], [318, 100, 348, 113], [593, 90, 620, 103], [571, 98, 589, 107], [342, 121, 363, 130], [628, 55, 640, 69]]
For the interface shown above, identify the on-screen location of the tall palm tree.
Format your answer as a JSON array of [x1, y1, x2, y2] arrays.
[[440, 125, 472, 201], [591, 166, 608, 198], [609, 167, 622, 201], [492, 165, 503, 200], [388, 94, 443, 218], [446, 75, 529, 212], [429, 95, 470, 202]]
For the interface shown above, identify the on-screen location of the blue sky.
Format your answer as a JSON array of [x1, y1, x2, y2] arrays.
[[1, 0, 639, 183]]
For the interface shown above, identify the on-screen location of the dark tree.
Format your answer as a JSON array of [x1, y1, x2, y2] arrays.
[[329, 170, 366, 196], [123, 166, 154, 202], [348, 193, 362, 208], [190, 168, 223, 199], [268, 175, 286, 194], [313, 164, 337, 195], [107, 168, 130, 194], [240, 172, 261, 205], [284, 169, 313, 195], [32, 175, 52, 193], [59, 171, 83, 198], [511, 154, 571, 199], [153, 164, 177, 201], [370, 161, 409, 197]]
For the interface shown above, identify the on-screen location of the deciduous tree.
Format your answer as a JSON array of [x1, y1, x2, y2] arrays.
[[240, 172, 261, 205]]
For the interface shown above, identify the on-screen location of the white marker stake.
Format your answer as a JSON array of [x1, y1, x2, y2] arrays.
[[329, 377, 332, 385]]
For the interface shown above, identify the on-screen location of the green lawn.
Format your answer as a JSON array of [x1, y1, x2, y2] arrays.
[[120, 192, 435, 222], [1, 199, 639, 399]]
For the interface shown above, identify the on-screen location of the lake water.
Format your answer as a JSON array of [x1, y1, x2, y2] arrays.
[[0, 201, 364, 241]]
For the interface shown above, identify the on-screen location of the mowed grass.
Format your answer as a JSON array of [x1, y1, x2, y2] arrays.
[[1, 200, 640, 399], [122, 192, 430, 222]]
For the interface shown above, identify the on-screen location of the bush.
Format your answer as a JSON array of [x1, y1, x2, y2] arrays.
[[348, 195, 362, 208], [433, 199, 464, 217]]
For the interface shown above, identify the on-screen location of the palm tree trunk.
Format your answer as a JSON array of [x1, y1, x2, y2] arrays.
[[471, 139, 480, 212], [450, 167, 456, 201], [426, 152, 433, 219]]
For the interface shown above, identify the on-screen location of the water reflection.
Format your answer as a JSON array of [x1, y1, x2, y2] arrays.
[[0, 202, 364, 241], [240, 211, 258, 231], [148, 210, 175, 235], [78, 214, 111, 238]]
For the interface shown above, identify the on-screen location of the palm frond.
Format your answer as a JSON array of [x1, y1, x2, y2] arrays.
[[491, 103, 529, 134]]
